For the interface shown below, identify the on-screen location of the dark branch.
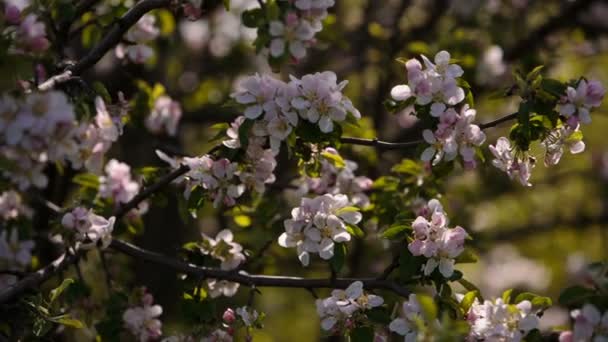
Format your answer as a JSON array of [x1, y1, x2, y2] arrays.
[[340, 112, 518, 150], [110, 239, 411, 297], [39, 0, 171, 91], [0, 163, 189, 304]]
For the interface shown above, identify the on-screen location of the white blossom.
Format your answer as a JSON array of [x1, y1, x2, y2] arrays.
[[467, 298, 540, 341], [278, 194, 362, 266]]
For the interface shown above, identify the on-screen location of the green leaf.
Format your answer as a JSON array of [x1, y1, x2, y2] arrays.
[[457, 278, 484, 301], [502, 289, 514, 304], [92, 82, 112, 103], [49, 316, 84, 329], [321, 150, 346, 168], [381, 224, 410, 240], [417, 294, 438, 320], [558, 286, 595, 306], [242, 8, 265, 28], [329, 243, 347, 273], [350, 326, 374, 342], [72, 173, 100, 189], [460, 290, 479, 313], [513, 292, 553, 309], [345, 223, 365, 238], [265, 0, 280, 20], [541, 78, 567, 97], [223, 0, 230, 10], [50, 278, 74, 303], [526, 65, 544, 82], [234, 215, 252, 228]]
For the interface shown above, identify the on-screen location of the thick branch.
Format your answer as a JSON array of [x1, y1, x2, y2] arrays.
[[110, 239, 411, 297], [39, 0, 171, 91], [340, 112, 518, 150], [0, 163, 189, 304]]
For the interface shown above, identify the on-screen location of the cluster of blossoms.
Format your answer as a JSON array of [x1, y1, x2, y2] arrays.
[[0, 229, 35, 290], [420, 104, 486, 169], [559, 304, 608, 342], [3, 3, 50, 54], [278, 193, 362, 266], [295, 147, 373, 208], [490, 79, 604, 186], [489, 137, 536, 186], [316, 281, 384, 333], [231, 71, 360, 137], [466, 298, 540, 341], [391, 51, 486, 167], [0, 92, 123, 189], [407, 199, 468, 278], [158, 150, 246, 208], [558, 80, 605, 127], [199, 229, 246, 298], [0, 190, 32, 221], [116, 14, 160, 64], [145, 95, 182, 137], [388, 294, 426, 340], [223, 116, 278, 194], [268, 0, 334, 61], [61, 207, 115, 250], [122, 290, 163, 342], [99, 159, 148, 217]]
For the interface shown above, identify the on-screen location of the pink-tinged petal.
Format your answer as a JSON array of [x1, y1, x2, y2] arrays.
[[390, 85, 412, 101]]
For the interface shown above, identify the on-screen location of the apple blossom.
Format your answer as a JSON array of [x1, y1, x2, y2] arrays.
[[0, 190, 32, 221], [559, 80, 605, 126], [290, 71, 360, 133], [420, 105, 486, 167], [296, 147, 372, 207], [542, 124, 586, 166], [116, 14, 159, 64], [390, 51, 465, 108], [316, 281, 384, 332], [145, 95, 183, 136], [200, 229, 246, 271], [407, 209, 468, 278], [467, 298, 540, 341], [268, 17, 315, 60], [489, 137, 536, 186], [278, 194, 362, 266], [236, 306, 260, 327], [14, 14, 49, 53], [99, 159, 141, 205], [61, 207, 115, 250], [123, 291, 163, 342], [199, 229, 245, 297], [207, 279, 240, 298], [389, 294, 424, 342], [0, 229, 34, 270], [231, 74, 283, 120], [563, 304, 608, 341]]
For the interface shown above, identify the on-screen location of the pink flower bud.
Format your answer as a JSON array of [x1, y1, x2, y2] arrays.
[[222, 308, 236, 324], [558, 331, 573, 342], [226, 327, 234, 336], [5, 5, 21, 25]]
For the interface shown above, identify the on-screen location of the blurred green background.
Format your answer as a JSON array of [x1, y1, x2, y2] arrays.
[[55, 0, 608, 340]]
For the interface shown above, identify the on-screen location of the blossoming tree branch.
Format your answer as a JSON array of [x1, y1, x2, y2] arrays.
[[0, 0, 607, 341]]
